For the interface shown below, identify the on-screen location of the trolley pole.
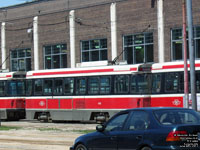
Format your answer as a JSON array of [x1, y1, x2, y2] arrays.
[[186, 0, 197, 110], [182, 0, 189, 108]]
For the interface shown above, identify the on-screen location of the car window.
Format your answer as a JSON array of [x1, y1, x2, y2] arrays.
[[126, 111, 150, 130], [154, 109, 200, 125], [105, 113, 128, 132]]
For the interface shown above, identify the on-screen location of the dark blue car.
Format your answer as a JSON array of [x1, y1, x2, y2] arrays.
[[70, 107, 200, 150]]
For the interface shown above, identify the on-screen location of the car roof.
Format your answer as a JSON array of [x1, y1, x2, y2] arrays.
[[122, 107, 192, 113]]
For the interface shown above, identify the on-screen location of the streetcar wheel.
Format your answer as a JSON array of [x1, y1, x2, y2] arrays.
[[75, 144, 88, 150]]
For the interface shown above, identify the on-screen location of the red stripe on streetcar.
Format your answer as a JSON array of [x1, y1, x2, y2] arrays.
[[25, 97, 151, 109], [6, 75, 12, 78], [153, 63, 200, 70], [0, 99, 25, 109], [163, 64, 184, 69], [32, 69, 114, 76], [130, 67, 138, 71]]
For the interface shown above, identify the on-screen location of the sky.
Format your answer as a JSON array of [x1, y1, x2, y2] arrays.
[[0, 0, 30, 8]]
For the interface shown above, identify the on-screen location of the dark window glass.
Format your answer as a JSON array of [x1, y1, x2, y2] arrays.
[[165, 73, 179, 93], [64, 78, 74, 95], [100, 76, 111, 94], [44, 79, 53, 95], [124, 33, 153, 64], [124, 47, 133, 64], [34, 79, 43, 95], [44, 44, 67, 69], [45, 56, 52, 69], [100, 50, 107, 60], [54, 79, 63, 95], [152, 74, 162, 93], [90, 40, 100, 49], [114, 75, 129, 94], [10, 48, 31, 71], [91, 51, 99, 61], [26, 58, 31, 71], [12, 60, 18, 71], [105, 113, 129, 132], [26, 80, 32, 95], [171, 27, 200, 60], [154, 109, 200, 125], [173, 42, 182, 60], [76, 78, 86, 95], [88, 77, 99, 94], [172, 29, 182, 40], [82, 41, 89, 51], [134, 45, 144, 63], [179, 72, 184, 93], [7, 81, 17, 96], [61, 54, 67, 68], [130, 75, 137, 93], [196, 71, 200, 93], [134, 34, 144, 45], [124, 36, 133, 46], [146, 45, 153, 62], [137, 74, 150, 93], [18, 50, 25, 58], [53, 55, 60, 69], [126, 111, 150, 130], [196, 39, 200, 58], [17, 81, 26, 95], [131, 74, 150, 94], [7, 80, 25, 96], [81, 39, 107, 62], [53, 45, 60, 54], [100, 39, 107, 48], [0, 81, 5, 96], [45, 46, 52, 55]]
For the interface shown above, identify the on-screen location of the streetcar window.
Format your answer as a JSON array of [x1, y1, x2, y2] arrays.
[[164, 73, 179, 93], [26, 80, 32, 95], [7, 81, 17, 96], [196, 71, 200, 93], [54, 79, 63, 95], [88, 77, 99, 94], [44, 79, 53, 95], [152, 74, 162, 93], [131, 74, 150, 94], [137, 74, 150, 93], [114, 75, 129, 94], [7, 80, 25, 96], [17, 81, 25, 95], [76, 78, 86, 95], [64, 78, 74, 95], [100, 76, 111, 94], [0, 81, 5, 96], [179, 72, 184, 93], [130, 75, 137, 93], [34, 79, 43, 95]]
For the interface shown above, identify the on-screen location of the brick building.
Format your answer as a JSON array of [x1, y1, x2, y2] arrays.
[[0, 0, 200, 72]]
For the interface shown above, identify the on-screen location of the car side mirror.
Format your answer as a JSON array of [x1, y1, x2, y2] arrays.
[[96, 124, 105, 132]]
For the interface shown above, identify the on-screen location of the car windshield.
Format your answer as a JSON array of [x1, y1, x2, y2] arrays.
[[154, 109, 200, 125]]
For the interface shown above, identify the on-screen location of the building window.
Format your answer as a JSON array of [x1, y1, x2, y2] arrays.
[[44, 44, 67, 69], [10, 48, 31, 71], [171, 27, 200, 60], [124, 33, 153, 64], [81, 39, 107, 62]]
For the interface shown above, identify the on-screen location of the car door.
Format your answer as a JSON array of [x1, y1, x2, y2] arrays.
[[90, 112, 129, 150], [117, 110, 150, 150]]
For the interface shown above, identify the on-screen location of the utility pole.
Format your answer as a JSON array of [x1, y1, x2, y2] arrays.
[[182, 0, 189, 108], [186, 0, 197, 110]]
